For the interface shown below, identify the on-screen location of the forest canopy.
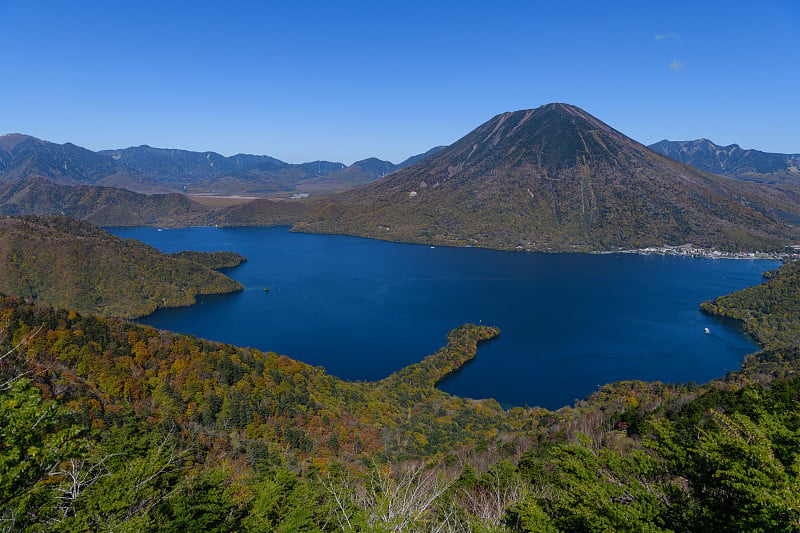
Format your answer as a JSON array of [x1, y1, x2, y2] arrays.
[[0, 215, 243, 318]]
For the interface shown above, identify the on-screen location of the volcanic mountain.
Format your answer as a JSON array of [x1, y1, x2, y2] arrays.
[[293, 103, 800, 251]]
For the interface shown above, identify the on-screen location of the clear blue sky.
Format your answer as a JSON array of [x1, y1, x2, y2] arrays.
[[1, 0, 798, 164]]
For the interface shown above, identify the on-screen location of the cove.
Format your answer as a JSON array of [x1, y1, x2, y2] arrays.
[[108, 226, 777, 410]]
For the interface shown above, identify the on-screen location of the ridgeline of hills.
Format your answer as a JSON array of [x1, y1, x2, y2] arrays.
[[0, 177, 213, 226], [0, 132, 443, 195], [649, 138, 800, 184], [267, 103, 800, 252], [0, 215, 243, 318], [3, 104, 800, 254]]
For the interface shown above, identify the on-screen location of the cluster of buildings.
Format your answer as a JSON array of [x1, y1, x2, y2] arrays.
[[631, 243, 800, 260]]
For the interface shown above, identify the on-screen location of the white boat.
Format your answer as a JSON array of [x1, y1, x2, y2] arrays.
[[704, 327, 711, 334]]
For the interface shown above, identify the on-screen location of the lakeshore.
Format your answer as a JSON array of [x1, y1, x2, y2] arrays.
[[619, 243, 799, 261]]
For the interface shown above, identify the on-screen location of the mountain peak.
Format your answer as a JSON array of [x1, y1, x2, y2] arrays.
[[0, 133, 39, 151], [435, 102, 631, 176]]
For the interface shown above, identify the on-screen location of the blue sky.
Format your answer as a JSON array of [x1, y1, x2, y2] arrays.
[[1, 0, 798, 164]]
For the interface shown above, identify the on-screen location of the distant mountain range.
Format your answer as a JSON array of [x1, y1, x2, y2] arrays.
[[648, 139, 800, 184], [0, 133, 443, 195], [3, 106, 800, 252], [270, 103, 800, 251]]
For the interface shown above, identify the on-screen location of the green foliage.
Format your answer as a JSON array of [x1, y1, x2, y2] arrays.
[[689, 409, 800, 530], [651, 381, 800, 531], [0, 379, 81, 505], [702, 259, 800, 349], [242, 468, 321, 532], [510, 437, 672, 532], [159, 468, 243, 533]]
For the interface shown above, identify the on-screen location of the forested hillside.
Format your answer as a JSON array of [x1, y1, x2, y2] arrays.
[[0, 177, 212, 226], [0, 216, 243, 318], [3, 259, 800, 530]]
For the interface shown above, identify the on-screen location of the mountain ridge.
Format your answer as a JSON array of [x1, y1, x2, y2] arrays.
[[0, 133, 443, 195], [649, 138, 800, 184]]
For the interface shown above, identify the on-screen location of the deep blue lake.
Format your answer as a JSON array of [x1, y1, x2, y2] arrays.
[[109, 226, 776, 410]]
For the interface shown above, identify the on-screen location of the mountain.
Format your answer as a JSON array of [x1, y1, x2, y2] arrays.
[[97, 144, 286, 184], [295, 157, 398, 192], [282, 103, 800, 251], [99, 145, 351, 193], [649, 139, 800, 184], [2, 133, 442, 196], [0, 177, 212, 226], [396, 145, 446, 169], [0, 215, 242, 317], [0, 134, 137, 186], [294, 148, 448, 193], [195, 159, 347, 195]]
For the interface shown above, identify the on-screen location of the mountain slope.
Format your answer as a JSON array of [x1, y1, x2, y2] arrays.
[[0, 215, 242, 317], [295, 157, 397, 192], [0, 134, 137, 186], [294, 148, 448, 193], [292, 104, 800, 251], [98, 144, 286, 184], [649, 138, 800, 184], [1, 133, 446, 196], [0, 177, 212, 226]]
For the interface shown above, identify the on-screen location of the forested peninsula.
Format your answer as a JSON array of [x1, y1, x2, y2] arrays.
[[3, 251, 800, 530], [0, 215, 244, 318]]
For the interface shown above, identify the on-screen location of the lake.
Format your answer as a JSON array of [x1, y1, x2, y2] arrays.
[[109, 226, 777, 409]]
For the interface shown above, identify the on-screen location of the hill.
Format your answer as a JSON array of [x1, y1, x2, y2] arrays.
[[0, 177, 213, 226], [283, 103, 800, 251], [0, 215, 243, 317], [649, 138, 800, 184]]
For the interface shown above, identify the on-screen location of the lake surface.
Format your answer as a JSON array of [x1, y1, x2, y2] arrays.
[[109, 226, 777, 409]]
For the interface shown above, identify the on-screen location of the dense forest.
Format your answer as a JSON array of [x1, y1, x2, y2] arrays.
[[0, 216, 243, 318], [168, 251, 247, 270], [3, 252, 800, 530]]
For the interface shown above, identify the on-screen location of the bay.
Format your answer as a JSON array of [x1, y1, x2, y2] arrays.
[[109, 226, 776, 410]]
